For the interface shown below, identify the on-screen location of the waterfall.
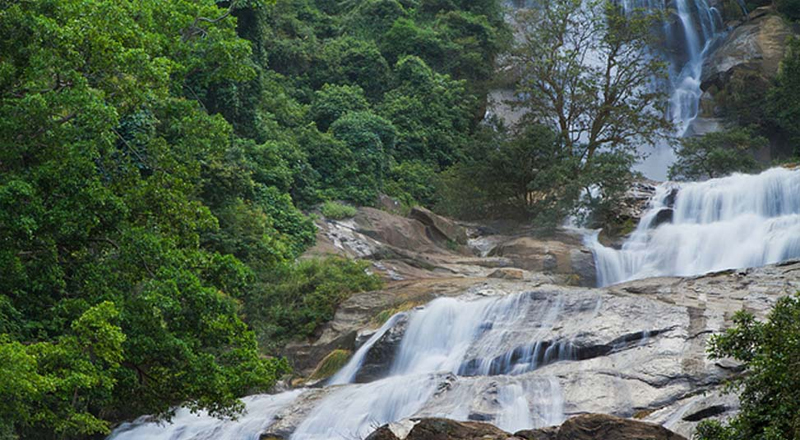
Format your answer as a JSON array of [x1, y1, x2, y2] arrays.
[[106, 390, 304, 440], [588, 167, 800, 286], [109, 292, 572, 439], [622, 0, 733, 180], [290, 293, 568, 439]]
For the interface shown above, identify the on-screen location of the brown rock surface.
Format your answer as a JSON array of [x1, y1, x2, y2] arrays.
[[365, 415, 685, 440], [366, 418, 515, 440], [701, 8, 792, 91]]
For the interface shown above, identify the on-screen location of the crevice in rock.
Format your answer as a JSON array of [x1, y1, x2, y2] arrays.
[[682, 405, 728, 422], [458, 328, 675, 377]]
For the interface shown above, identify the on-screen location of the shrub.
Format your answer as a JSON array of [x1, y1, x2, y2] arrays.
[[385, 160, 439, 207], [245, 258, 383, 351], [696, 294, 800, 440], [321, 201, 358, 219], [668, 129, 765, 181], [308, 84, 370, 131]]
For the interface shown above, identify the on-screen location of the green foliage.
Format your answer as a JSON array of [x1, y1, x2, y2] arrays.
[[209, 0, 508, 210], [308, 84, 370, 131], [344, 0, 408, 41], [379, 56, 475, 167], [0, 303, 123, 438], [438, 120, 635, 228], [330, 111, 398, 203], [321, 201, 359, 220], [0, 1, 294, 437], [719, 71, 773, 129], [313, 37, 392, 101], [245, 258, 383, 351], [668, 129, 766, 181], [768, 38, 800, 157], [696, 294, 800, 440], [385, 160, 440, 207], [437, 123, 578, 225], [776, 0, 800, 19]]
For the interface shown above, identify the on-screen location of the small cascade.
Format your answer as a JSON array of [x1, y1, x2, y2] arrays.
[[107, 390, 304, 440], [290, 293, 570, 439], [107, 292, 575, 440], [589, 167, 800, 286], [621, 0, 740, 179], [496, 383, 535, 432], [328, 312, 407, 385]]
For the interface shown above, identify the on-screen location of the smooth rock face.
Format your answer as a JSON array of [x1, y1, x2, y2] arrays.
[[274, 261, 800, 438]]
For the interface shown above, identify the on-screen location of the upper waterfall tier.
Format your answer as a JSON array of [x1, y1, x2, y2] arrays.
[[588, 167, 800, 286], [624, 0, 733, 180]]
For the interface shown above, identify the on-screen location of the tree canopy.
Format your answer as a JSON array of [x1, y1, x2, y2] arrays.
[[0, 0, 509, 437], [697, 294, 800, 440]]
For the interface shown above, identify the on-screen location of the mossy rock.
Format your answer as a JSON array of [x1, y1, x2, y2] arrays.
[[308, 349, 353, 381], [371, 300, 423, 325]]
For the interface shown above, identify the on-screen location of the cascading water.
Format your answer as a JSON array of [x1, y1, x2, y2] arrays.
[[290, 293, 569, 439], [588, 167, 800, 286], [107, 390, 304, 440], [107, 292, 575, 439], [622, 0, 735, 180]]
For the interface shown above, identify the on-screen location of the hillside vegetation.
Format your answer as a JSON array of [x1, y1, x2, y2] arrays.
[[0, 0, 506, 437]]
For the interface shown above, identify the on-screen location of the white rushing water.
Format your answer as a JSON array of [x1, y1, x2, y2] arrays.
[[109, 292, 571, 439], [291, 293, 568, 439], [622, 0, 737, 180], [588, 167, 800, 286], [107, 390, 304, 440]]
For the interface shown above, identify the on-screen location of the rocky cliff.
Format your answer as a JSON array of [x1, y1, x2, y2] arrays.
[[274, 258, 799, 438], [270, 205, 800, 439]]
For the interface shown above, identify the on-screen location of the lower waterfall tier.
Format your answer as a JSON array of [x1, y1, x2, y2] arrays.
[[107, 262, 800, 439]]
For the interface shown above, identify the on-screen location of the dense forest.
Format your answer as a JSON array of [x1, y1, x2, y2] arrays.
[[0, 0, 508, 438], [2, 0, 800, 439]]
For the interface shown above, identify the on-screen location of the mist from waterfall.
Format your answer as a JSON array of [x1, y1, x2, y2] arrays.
[[588, 167, 800, 286]]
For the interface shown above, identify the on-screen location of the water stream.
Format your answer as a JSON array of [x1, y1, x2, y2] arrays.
[[588, 167, 800, 286], [109, 292, 573, 439], [624, 0, 733, 180]]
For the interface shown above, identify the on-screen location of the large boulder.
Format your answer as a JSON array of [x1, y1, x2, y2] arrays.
[[365, 415, 685, 440], [366, 418, 514, 440], [701, 8, 792, 92], [409, 206, 469, 246], [518, 414, 686, 440], [488, 237, 596, 286]]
